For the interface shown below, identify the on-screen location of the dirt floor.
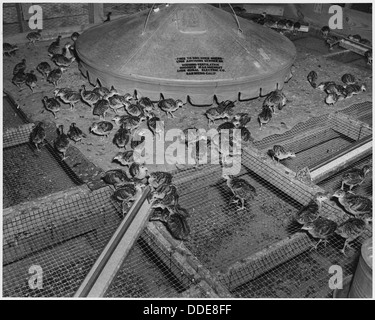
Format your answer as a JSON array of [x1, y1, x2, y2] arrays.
[[2, 31, 372, 175]]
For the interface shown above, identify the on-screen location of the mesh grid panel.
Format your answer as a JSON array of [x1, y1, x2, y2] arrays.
[[3, 187, 122, 297], [338, 101, 372, 127], [3, 142, 82, 208]]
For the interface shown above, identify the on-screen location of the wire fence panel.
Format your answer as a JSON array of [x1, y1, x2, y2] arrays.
[[3, 186, 123, 297]]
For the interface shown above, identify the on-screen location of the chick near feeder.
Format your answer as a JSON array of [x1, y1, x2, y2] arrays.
[[71, 32, 80, 42], [112, 124, 131, 149], [345, 84, 366, 98], [129, 162, 149, 180], [263, 89, 287, 114], [13, 59, 26, 75], [222, 173, 257, 211], [47, 35, 62, 56], [47, 67, 63, 87], [331, 190, 372, 221], [93, 84, 117, 98], [148, 171, 173, 190], [80, 85, 101, 108], [54, 88, 81, 110], [325, 92, 339, 106], [3, 43, 18, 56], [341, 165, 371, 191], [93, 98, 110, 119], [301, 216, 338, 250], [67, 123, 86, 143], [54, 124, 70, 160], [294, 192, 329, 225], [42, 96, 61, 119], [120, 183, 144, 216], [268, 145, 296, 163], [36, 62, 52, 79], [113, 150, 137, 166], [316, 81, 336, 92], [320, 26, 330, 38], [158, 98, 185, 118], [90, 121, 113, 137], [257, 105, 272, 130], [307, 70, 318, 88], [335, 217, 369, 255], [26, 29, 42, 46], [25, 71, 37, 93], [112, 114, 144, 132], [341, 73, 356, 85], [232, 113, 251, 128], [12, 71, 27, 90], [30, 122, 46, 151], [102, 169, 133, 188]]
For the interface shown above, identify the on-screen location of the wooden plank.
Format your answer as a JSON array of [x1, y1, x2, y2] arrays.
[[74, 188, 153, 297], [339, 39, 372, 56], [219, 233, 313, 290], [310, 136, 372, 183]]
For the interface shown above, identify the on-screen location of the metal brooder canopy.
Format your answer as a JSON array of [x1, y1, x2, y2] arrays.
[[76, 3, 297, 105]]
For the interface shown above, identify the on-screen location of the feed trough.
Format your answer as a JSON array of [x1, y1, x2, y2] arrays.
[[76, 3, 296, 105]]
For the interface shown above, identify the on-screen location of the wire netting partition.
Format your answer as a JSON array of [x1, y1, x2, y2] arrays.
[[337, 101, 372, 127], [3, 186, 123, 297], [3, 93, 30, 129]]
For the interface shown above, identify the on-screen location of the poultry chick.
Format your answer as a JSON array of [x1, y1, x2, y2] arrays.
[[36, 62, 52, 79], [120, 183, 144, 216], [239, 127, 253, 145], [51, 54, 75, 70], [151, 190, 180, 210], [138, 96, 155, 114], [90, 121, 113, 138], [102, 169, 133, 188], [108, 94, 128, 113], [80, 85, 101, 108], [112, 183, 137, 202], [30, 122, 46, 151], [61, 43, 74, 60], [341, 165, 371, 191], [113, 150, 136, 166], [67, 123, 86, 143], [158, 98, 185, 118], [25, 70, 37, 93], [148, 171, 173, 190], [268, 145, 296, 162], [294, 192, 328, 225], [71, 32, 80, 42], [293, 22, 301, 34], [112, 123, 131, 148], [365, 49, 372, 65], [307, 70, 318, 88], [316, 81, 336, 92], [325, 35, 340, 50], [320, 26, 330, 38], [54, 88, 81, 109], [263, 89, 287, 113], [341, 73, 356, 85], [325, 93, 339, 106], [205, 106, 231, 125], [222, 173, 257, 211], [42, 96, 61, 119], [47, 35, 62, 56], [54, 124, 70, 160], [331, 190, 372, 220], [3, 43, 18, 56], [147, 112, 163, 140], [129, 162, 149, 180], [151, 183, 179, 203], [125, 102, 145, 118], [348, 34, 362, 42], [26, 29, 42, 46], [335, 218, 369, 256], [150, 207, 191, 242], [258, 105, 272, 130], [112, 114, 144, 131], [13, 58, 26, 75], [301, 217, 337, 250], [93, 84, 117, 98], [232, 113, 251, 128], [47, 67, 63, 87], [345, 84, 366, 98], [12, 71, 27, 90], [93, 98, 110, 119]]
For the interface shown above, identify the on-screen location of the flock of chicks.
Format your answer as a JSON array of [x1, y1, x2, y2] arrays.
[[307, 70, 366, 106], [295, 165, 372, 256], [9, 25, 372, 254]]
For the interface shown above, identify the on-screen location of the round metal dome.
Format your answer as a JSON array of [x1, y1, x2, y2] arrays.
[[76, 3, 296, 105]]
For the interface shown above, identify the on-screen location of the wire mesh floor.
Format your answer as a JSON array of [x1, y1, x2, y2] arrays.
[[3, 143, 81, 208], [3, 187, 122, 297], [3, 94, 28, 129]]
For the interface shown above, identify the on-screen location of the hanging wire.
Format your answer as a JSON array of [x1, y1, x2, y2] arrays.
[[142, 3, 155, 35], [227, 4, 243, 34]]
